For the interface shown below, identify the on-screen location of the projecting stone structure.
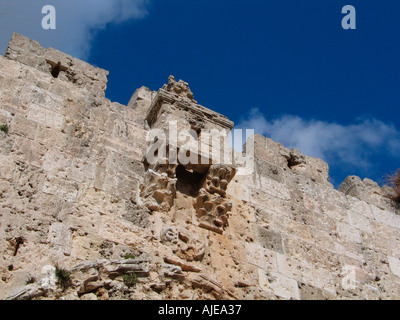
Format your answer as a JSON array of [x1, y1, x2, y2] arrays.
[[0, 33, 400, 300]]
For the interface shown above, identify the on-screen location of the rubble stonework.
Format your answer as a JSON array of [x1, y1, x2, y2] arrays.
[[0, 33, 400, 300]]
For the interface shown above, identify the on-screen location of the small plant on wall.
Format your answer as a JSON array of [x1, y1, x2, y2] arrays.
[[55, 265, 71, 291], [0, 124, 8, 134], [122, 273, 137, 288]]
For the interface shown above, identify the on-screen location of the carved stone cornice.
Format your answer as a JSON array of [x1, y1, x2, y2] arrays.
[[146, 88, 234, 130]]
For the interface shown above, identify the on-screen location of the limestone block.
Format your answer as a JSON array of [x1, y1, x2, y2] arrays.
[[338, 176, 390, 210], [5, 46, 42, 71], [298, 282, 326, 300], [111, 117, 147, 153], [347, 210, 373, 233], [388, 256, 400, 277], [27, 103, 64, 129], [258, 269, 300, 300], [316, 185, 350, 223], [19, 84, 64, 112], [9, 114, 38, 138], [4, 283, 44, 300], [0, 56, 21, 78], [47, 222, 72, 256], [251, 190, 291, 217], [103, 172, 139, 201], [5, 33, 45, 59], [10, 138, 44, 169], [0, 108, 11, 125], [256, 159, 284, 183], [302, 192, 321, 213], [336, 221, 362, 244], [123, 201, 151, 228], [39, 265, 57, 291], [105, 150, 145, 181], [256, 226, 284, 254], [333, 242, 364, 262], [226, 180, 251, 202], [162, 264, 185, 281], [0, 73, 24, 99], [78, 188, 125, 219], [250, 135, 290, 168], [245, 242, 277, 271], [310, 207, 333, 229], [187, 273, 237, 299], [277, 251, 337, 293], [17, 66, 51, 91], [259, 176, 291, 201], [339, 176, 367, 201], [42, 148, 95, 183], [371, 205, 400, 230], [291, 155, 331, 186], [5, 33, 109, 97], [0, 155, 15, 181], [45, 48, 109, 96], [34, 125, 67, 150], [128, 86, 154, 106], [287, 172, 317, 196], [42, 174, 79, 203], [347, 196, 374, 219], [80, 293, 98, 300], [128, 86, 155, 123], [48, 80, 77, 101], [98, 215, 144, 247]]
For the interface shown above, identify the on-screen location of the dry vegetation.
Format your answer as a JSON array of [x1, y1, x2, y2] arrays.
[[385, 169, 400, 203]]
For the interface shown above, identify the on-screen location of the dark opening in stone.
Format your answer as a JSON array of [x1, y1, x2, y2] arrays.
[[13, 237, 24, 256], [175, 164, 207, 197], [46, 59, 68, 79]]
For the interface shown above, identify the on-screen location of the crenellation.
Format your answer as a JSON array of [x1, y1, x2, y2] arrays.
[[5, 33, 109, 97], [1, 34, 400, 300], [127, 86, 156, 124], [252, 134, 332, 188]]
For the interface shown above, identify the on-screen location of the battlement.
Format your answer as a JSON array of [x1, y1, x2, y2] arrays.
[[4, 33, 109, 97], [1, 34, 400, 301]]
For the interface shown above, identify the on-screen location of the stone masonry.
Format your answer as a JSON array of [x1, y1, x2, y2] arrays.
[[0, 33, 400, 300]]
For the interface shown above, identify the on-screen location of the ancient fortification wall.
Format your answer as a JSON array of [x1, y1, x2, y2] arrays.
[[0, 33, 399, 300]]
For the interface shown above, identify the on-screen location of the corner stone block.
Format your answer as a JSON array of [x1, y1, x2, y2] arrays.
[[128, 86, 154, 108], [250, 135, 290, 168], [290, 155, 331, 186], [5, 33, 46, 68], [338, 176, 367, 201]]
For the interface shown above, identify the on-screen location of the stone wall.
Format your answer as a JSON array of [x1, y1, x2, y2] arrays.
[[0, 33, 399, 300]]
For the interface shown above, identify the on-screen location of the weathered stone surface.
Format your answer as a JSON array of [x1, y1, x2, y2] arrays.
[[1, 33, 400, 300]]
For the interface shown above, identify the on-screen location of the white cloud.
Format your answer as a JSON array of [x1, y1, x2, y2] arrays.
[[0, 0, 149, 59], [236, 108, 400, 169]]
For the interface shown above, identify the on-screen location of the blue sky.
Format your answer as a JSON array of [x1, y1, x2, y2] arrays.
[[1, 0, 400, 187]]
